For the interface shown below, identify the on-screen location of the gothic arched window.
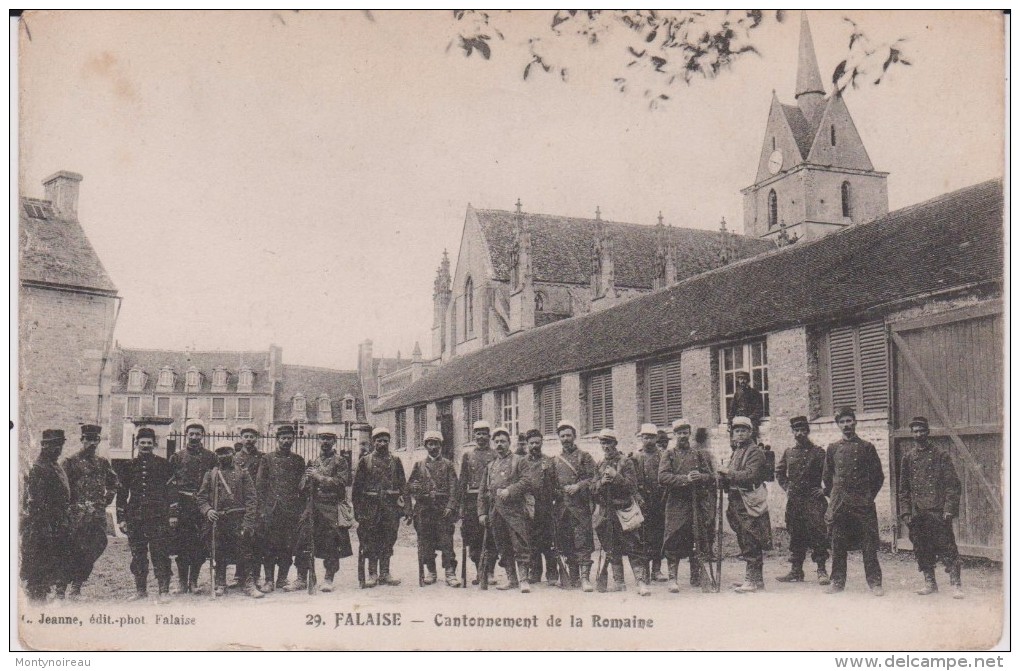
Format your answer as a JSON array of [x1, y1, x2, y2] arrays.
[[768, 189, 778, 229], [841, 181, 852, 218], [464, 276, 474, 337], [535, 292, 545, 312], [830, 124, 836, 146]]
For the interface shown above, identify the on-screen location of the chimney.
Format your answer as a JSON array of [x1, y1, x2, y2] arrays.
[[43, 171, 84, 219]]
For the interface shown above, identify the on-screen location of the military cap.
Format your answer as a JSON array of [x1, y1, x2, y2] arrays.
[[238, 426, 260, 436], [472, 420, 491, 432], [184, 419, 206, 432], [41, 429, 66, 446], [908, 416, 930, 430], [671, 418, 692, 431], [789, 416, 810, 429], [80, 424, 102, 438], [214, 442, 235, 456], [834, 406, 856, 421], [638, 423, 659, 436], [492, 426, 511, 439], [136, 427, 156, 441], [276, 424, 296, 436], [735, 371, 751, 380], [597, 428, 618, 442], [556, 420, 577, 433], [371, 426, 391, 439], [423, 430, 444, 444], [731, 416, 753, 430], [318, 430, 338, 439]]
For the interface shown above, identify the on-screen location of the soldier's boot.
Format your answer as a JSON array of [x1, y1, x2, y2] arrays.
[[518, 563, 532, 593], [127, 576, 148, 601], [445, 567, 462, 588], [916, 569, 938, 596], [775, 561, 806, 583], [950, 562, 964, 599], [261, 565, 276, 593], [667, 559, 681, 593], [816, 562, 831, 586], [631, 561, 651, 597], [733, 565, 758, 593], [365, 559, 379, 588], [378, 557, 402, 586], [754, 564, 766, 591], [423, 559, 438, 585], [243, 573, 265, 599], [288, 568, 309, 592], [690, 557, 702, 587], [156, 577, 172, 604], [651, 559, 667, 583], [276, 562, 292, 591], [175, 561, 191, 594], [609, 561, 627, 593], [545, 554, 559, 586], [579, 565, 594, 593], [320, 572, 336, 593], [496, 563, 520, 590]]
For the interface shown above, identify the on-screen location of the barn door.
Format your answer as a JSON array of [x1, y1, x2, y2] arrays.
[[889, 301, 1003, 559]]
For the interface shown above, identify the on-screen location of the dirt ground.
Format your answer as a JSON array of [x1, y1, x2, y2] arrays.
[[17, 523, 1005, 651]]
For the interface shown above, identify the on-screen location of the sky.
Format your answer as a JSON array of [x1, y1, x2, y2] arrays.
[[16, 10, 1005, 371]]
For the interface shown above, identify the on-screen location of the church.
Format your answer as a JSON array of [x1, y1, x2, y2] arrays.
[[371, 14, 1004, 558]]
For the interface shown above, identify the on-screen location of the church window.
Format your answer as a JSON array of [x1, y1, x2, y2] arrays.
[[464, 277, 474, 337], [768, 190, 778, 229], [841, 182, 852, 218], [772, 136, 776, 151], [509, 247, 519, 288], [831, 125, 836, 146], [535, 291, 545, 312]]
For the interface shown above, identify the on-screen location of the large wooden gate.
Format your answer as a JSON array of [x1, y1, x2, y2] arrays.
[[889, 301, 1003, 559]]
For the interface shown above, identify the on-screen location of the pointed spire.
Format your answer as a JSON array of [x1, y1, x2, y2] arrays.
[[412, 341, 422, 361], [515, 198, 523, 216], [795, 11, 826, 124], [434, 249, 452, 297]]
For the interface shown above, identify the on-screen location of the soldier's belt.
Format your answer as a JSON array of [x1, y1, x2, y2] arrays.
[[465, 488, 480, 494], [218, 507, 246, 516], [364, 490, 401, 497]]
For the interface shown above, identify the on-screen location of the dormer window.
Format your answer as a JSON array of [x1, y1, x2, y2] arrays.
[[212, 366, 228, 391], [157, 366, 175, 390], [186, 367, 201, 390], [344, 397, 354, 411], [318, 396, 331, 414], [318, 395, 332, 423], [293, 394, 307, 420], [238, 367, 254, 392], [127, 366, 147, 392]]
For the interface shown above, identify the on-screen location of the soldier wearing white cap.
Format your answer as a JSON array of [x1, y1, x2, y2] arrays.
[[550, 419, 597, 591], [658, 418, 715, 592], [353, 426, 407, 587], [718, 416, 773, 593], [459, 419, 499, 584], [168, 419, 216, 594], [630, 423, 667, 583], [407, 430, 461, 587]]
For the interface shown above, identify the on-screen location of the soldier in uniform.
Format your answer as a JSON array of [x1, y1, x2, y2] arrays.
[[631, 423, 667, 583], [458, 420, 499, 585], [658, 418, 715, 592], [718, 416, 773, 594], [60, 424, 120, 599], [727, 371, 764, 440], [775, 416, 831, 585], [823, 407, 885, 596], [197, 443, 263, 598], [407, 430, 461, 587], [593, 429, 649, 595], [297, 431, 353, 593], [116, 428, 174, 602], [21, 429, 72, 604], [551, 420, 597, 591], [897, 416, 964, 598], [515, 433, 528, 457], [656, 430, 670, 452], [524, 428, 559, 586], [478, 426, 537, 592], [353, 427, 407, 587], [256, 424, 306, 591], [233, 426, 265, 587], [168, 419, 217, 594]]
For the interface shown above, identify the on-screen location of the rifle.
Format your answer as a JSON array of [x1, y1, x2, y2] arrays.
[[548, 503, 569, 588], [715, 476, 724, 593], [357, 543, 366, 589], [210, 469, 218, 600], [305, 470, 317, 595], [461, 537, 468, 588], [692, 480, 717, 593], [595, 546, 609, 592], [479, 521, 490, 591], [417, 538, 426, 587]]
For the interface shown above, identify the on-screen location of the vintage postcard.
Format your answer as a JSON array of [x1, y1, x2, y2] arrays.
[[13, 10, 1006, 652]]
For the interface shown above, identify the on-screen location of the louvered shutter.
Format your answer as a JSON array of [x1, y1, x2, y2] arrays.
[[829, 326, 858, 410], [858, 321, 889, 412], [665, 359, 683, 424], [540, 380, 562, 435], [647, 363, 666, 426], [587, 370, 613, 432]]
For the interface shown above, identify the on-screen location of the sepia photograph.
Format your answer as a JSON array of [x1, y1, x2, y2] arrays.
[[12, 9, 1007, 654]]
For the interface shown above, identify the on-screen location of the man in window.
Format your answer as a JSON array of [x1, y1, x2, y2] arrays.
[[897, 416, 964, 599], [478, 426, 537, 592], [775, 416, 831, 586], [718, 416, 773, 594], [353, 427, 407, 587], [406, 430, 461, 587], [551, 420, 597, 592], [524, 428, 559, 586], [458, 421, 498, 585], [168, 420, 217, 594], [255, 424, 306, 591], [823, 407, 885, 596], [60, 424, 121, 600], [727, 371, 764, 440], [630, 424, 667, 583]]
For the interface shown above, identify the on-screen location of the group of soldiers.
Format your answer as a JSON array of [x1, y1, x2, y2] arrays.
[[21, 389, 966, 602]]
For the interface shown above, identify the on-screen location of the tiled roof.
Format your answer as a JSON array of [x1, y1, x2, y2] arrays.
[[781, 103, 816, 159], [19, 197, 117, 294], [476, 209, 772, 289], [274, 364, 365, 422], [115, 347, 272, 393], [378, 180, 1003, 412]]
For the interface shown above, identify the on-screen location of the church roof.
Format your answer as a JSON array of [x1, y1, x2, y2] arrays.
[[780, 103, 816, 160], [475, 209, 772, 289], [378, 180, 1003, 412], [19, 197, 118, 294]]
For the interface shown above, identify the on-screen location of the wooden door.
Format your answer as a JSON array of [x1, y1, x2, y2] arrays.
[[889, 301, 1003, 559]]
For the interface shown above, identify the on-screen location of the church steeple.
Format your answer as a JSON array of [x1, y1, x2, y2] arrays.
[[795, 12, 826, 125]]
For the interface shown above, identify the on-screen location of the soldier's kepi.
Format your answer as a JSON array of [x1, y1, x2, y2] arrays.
[[407, 430, 461, 587], [353, 427, 407, 587], [297, 431, 353, 594], [168, 419, 217, 594], [459, 420, 498, 585], [257, 424, 306, 592]]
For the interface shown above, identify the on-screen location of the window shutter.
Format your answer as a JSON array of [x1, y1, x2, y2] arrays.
[[665, 359, 682, 424], [540, 380, 562, 435], [647, 363, 666, 426], [588, 370, 613, 432], [858, 321, 888, 412], [829, 326, 857, 410]]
